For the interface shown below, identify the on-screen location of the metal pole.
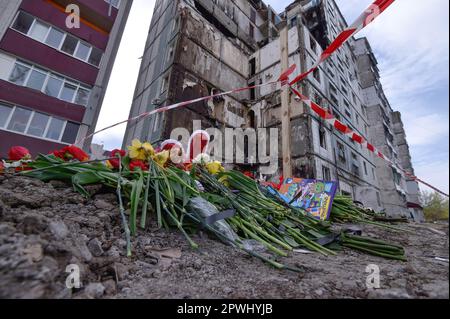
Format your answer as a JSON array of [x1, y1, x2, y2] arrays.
[[280, 25, 292, 178]]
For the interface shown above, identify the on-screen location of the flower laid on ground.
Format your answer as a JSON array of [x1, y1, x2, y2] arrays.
[[107, 149, 126, 169], [53, 145, 89, 162], [8, 146, 31, 161], [205, 161, 225, 175], [128, 139, 154, 161], [129, 159, 149, 172], [0, 161, 4, 174]]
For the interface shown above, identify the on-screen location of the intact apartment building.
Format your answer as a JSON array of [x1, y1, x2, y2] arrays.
[[0, 0, 132, 156], [124, 0, 422, 218]]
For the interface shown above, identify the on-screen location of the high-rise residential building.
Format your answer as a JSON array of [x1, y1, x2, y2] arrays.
[[124, 0, 421, 217], [354, 37, 424, 219], [0, 0, 132, 156]]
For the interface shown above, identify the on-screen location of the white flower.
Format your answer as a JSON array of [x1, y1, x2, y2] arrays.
[[192, 153, 211, 164]]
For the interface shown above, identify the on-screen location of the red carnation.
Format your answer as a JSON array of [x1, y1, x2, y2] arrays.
[[108, 149, 126, 169], [8, 146, 31, 161], [129, 160, 149, 172]]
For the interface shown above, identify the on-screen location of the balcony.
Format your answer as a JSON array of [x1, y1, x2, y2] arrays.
[[0, 30, 98, 86]]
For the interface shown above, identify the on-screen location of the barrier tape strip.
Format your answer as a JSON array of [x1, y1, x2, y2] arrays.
[[77, 80, 285, 145], [77, 0, 448, 197], [289, 0, 395, 86], [290, 87, 449, 198]]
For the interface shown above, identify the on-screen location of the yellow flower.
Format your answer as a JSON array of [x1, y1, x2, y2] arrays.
[[128, 139, 155, 160], [152, 150, 170, 167], [218, 175, 229, 187], [206, 161, 224, 175]]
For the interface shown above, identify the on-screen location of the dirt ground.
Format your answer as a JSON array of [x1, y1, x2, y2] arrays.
[[0, 174, 448, 299]]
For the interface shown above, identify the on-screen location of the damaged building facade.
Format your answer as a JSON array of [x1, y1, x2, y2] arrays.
[[123, 0, 422, 218], [354, 38, 423, 219]]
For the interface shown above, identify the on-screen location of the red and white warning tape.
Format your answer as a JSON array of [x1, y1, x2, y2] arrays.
[[77, 80, 283, 145], [77, 0, 448, 197], [289, 0, 395, 86], [290, 87, 449, 198]]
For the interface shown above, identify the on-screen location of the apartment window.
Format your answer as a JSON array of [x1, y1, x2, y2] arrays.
[[0, 104, 79, 143], [29, 20, 49, 42], [45, 28, 64, 48], [319, 126, 327, 150], [290, 17, 298, 28], [249, 82, 256, 100], [313, 68, 321, 83], [153, 113, 160, 133], [44, 75, 64, 98], [105, 0, 121, 8], [249, 24, 254, 39], [27, 67, 47, 91], [27, 112, 50, 137], [392, 168, 402, 186], [11, 11, 103, 67], [0, 103, 13, 128], [11, 11, 34, 34], [337, 142, 346, 163], [351, 153, 360, 176], [364, 124, 369, 136], [161, 76, 169, 94], [376, 192, 381, 206], [7, 107, 32, 133], [75, 87, 90, 105], [314, 94, 323, 106], [356, 114, 360, 125], [331, 94, 339, 106], [330, 83, 338, 96], [9, 63, 31, 86], [75, 42, 91, 61], [61, 122, 79, 144], [60, 83, 77, 102], [372, 167, 376, 180], [345, 109, 352, 119], [46, 117, 65, 140], [363, 161, 368, 175], [322, 166, 331, 181], [8, 61, 91, 106], [88, 47, 103, 66], [61, 35, 78, 55], [250, 9, 257, 23], [310, 35, 317, 53], [249, 58, 256, 76]]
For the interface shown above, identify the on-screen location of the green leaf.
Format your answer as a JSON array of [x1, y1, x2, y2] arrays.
[[130, 170, 144, 235], [71, 171, 104, 197]]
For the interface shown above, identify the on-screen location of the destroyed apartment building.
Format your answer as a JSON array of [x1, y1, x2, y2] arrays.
[[123, 0, 423, 219]]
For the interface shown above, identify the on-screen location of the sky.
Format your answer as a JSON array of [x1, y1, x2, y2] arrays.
[[94, 0, 449, 194]]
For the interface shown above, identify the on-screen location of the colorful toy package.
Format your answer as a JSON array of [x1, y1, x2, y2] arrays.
[[268, 178, 339, 221]]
